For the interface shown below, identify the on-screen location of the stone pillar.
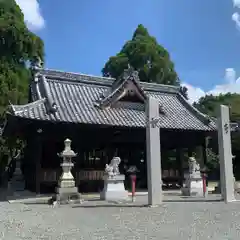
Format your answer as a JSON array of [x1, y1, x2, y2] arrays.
[[176, 148, 185, 186], [146, 96, 162, 206], [217, 105, 235, 203]]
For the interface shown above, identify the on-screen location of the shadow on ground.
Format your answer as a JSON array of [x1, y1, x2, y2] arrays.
[[71, 204, 149, 208], [69, 198, 224, 208], [163, 199, 222, 203]]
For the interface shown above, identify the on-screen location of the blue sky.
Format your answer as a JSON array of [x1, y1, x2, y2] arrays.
[[16, 0, 240, 102]]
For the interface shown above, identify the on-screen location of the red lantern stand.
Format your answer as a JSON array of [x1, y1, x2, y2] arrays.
[[130, 174, 137, 202]]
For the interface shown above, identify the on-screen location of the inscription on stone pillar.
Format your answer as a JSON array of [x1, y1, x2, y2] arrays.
[[146, 96, 162, 205], [217, 105, 235, 203]]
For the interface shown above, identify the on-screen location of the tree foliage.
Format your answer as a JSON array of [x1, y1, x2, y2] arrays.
[[0, 0, 44, 166], [0, 0, 44, 114], [194, 93, 240, 152], [194, 93, 240, 119], [194, 93, 240, 178], [102, 24, 182, 88]]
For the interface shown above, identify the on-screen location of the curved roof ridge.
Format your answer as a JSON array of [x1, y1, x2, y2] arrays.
[[39, 68, 181, 90], [40, 75, 58, 113], [142, 82, 180, 94], [40, 68, 115, 81], [140, 81, 180, 91], [10, 98, 46, 114], [37, 68, 180, 94], [45, 74, 113, 87]]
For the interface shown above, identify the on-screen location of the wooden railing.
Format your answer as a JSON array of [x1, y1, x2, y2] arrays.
[[40, 168, 180, 183], [40, 169, 105, 183], [75, 170, 105, 181], [162, 169, 180, 178]]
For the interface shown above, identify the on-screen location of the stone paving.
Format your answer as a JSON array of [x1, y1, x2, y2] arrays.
[[0, 194, 240, 239]]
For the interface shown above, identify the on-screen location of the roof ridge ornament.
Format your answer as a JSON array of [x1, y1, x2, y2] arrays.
[[32, 57, 44, 72], [96, 66, 147, 108], [41, 75, 58, 114], [123, 65, 139, 81]]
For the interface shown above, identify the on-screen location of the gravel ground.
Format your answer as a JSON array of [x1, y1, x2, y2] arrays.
[[0, 194, 240, 240]]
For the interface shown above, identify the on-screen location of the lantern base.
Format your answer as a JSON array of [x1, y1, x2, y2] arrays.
[[56, 186, 81, 204], [58, 179, 75, 188]]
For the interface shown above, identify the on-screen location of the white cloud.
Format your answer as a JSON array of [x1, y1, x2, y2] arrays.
[[233, 0, 240, 8], [181, 83, 205, 104], [183, 68, 240, 104], [232, 12, 240, 28], [15, 0, 45, 31], [232, 0, 240, 28]]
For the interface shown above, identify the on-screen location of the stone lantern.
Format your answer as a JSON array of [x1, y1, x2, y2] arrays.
[[56, 139, 81, 204]]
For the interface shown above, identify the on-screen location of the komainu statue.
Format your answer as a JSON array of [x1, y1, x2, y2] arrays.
[[101, 156, 128, 200], [105, 157, 121, 177], [188, 156, 200, 175]]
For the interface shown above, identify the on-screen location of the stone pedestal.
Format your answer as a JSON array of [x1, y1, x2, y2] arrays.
[[100, 174, 128, 201], [181, 176, 207, 197]]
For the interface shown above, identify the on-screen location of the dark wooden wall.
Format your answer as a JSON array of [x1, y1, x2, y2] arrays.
[[10, 117, 209, 193]]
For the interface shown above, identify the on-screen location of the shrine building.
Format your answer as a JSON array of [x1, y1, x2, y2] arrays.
[[3, 66, 217, 193]]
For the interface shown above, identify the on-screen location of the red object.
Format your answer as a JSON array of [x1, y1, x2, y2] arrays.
[[202, 173, 207, 197], [130, 174, 137, 201]]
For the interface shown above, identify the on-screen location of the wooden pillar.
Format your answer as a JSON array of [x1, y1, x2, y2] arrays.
[[24, 138, 36, 192], [194, 135, 208, 168], [195, 146, 204, 168], [22, 140, 30, 190], [202, 137, 207, 166], [35, 129, 43, 194], [176, 148, 185, 186]]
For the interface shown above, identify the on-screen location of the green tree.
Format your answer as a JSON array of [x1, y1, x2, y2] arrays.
[[0, 0, 44, 169], [0, 0, 44, 114], [194, 93, 240, 122], [102, 24, 181, 87], [194, 93, 240, 178]]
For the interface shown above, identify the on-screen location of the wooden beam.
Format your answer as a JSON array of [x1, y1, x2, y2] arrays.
[[35, 129, 43, 194]]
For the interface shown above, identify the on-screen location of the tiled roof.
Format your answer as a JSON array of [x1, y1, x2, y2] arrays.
[[8, 68, 216, 131]]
